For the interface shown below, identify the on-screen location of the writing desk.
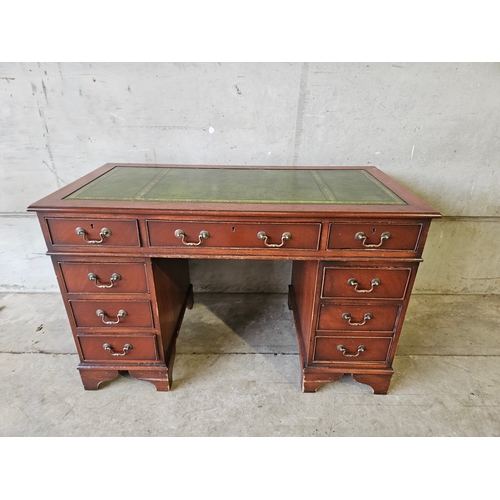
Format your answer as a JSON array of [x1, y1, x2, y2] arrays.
[[28, 164, 440, 393]]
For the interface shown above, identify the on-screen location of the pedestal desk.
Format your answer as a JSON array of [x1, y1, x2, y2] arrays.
[[28, 164, 440, 394]]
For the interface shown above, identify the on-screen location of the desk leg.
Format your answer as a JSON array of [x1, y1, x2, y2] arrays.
[[129, 367, 172, 391], [78, 367, 120, 390], [78, 366, 173, 391], [302, 373, 344, 393], [352, 371, 394, 395], [301, 368, 394, 393]]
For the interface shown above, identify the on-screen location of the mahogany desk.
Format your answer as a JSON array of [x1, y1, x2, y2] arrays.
[[28, 164, 440, 393]]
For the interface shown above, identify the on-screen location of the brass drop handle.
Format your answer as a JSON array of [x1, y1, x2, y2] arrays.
[[347, 277, 381, 293], [75, 227, 112, 244], [337, 345, 366, 357], [96, 309, 127, 325], [342, 312, 373, 326], [174, 229, 210, 246], [355, 231, 391, 248], [88, 272, 121, 289], [103, 343, 133, 356], [257, 231, 292, 248]]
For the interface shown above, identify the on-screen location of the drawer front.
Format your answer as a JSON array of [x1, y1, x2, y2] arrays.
[[47, 218, 140, 247], [69, 300, 154, 328], [327, 223, 422, 251], [59, 262, 148, 294], [317, 303, 400, 332], [321, 266, 412, 300], [313, 336, 393, 363], [77, 334, 159, 362], [147, 221, 321, 250]]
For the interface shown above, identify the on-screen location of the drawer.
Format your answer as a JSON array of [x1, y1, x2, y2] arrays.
[[327, 223, 422, 251], [317, 303, 400, 332], [46, 218, 140, 247], [77, 334, 159, 362], [69, 300, 154, 328], [313, 336, 393, 363], [59, 262, 149, 294], [147, 221, 321, 250], [321, 266, 412, 300]]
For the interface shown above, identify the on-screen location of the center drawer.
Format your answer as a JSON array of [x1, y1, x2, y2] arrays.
[[69, 300, 154, 328], [147, 221, 321, 250]]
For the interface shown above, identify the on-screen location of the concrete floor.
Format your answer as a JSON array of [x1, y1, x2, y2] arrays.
[[1, 292, 499, 436]]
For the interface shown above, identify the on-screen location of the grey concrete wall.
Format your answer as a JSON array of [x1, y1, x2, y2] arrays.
[[1, 62, 499, 294]]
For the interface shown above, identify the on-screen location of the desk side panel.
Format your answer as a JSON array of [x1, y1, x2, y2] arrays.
[[150, 258, 192, 359], [291, 261, 321, 364]]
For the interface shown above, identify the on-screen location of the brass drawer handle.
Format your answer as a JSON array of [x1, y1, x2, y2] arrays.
[[96, 309, 127, 325], [257, 231, 292, 248], [355, 231, 391, 248], [342, 312, 373, 326], [347, 277, 381, 293], [87, 272, 121, 288], [337, 344, 366, 357], [174, 229, 210, 246], [75, 227, 112, 244], [103, 343, 133, 356]]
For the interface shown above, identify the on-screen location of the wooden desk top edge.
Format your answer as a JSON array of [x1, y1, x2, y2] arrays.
[[28, 163, 441, 218]]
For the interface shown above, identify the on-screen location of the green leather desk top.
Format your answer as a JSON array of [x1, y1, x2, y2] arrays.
[[65, 166, 406, 205]]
